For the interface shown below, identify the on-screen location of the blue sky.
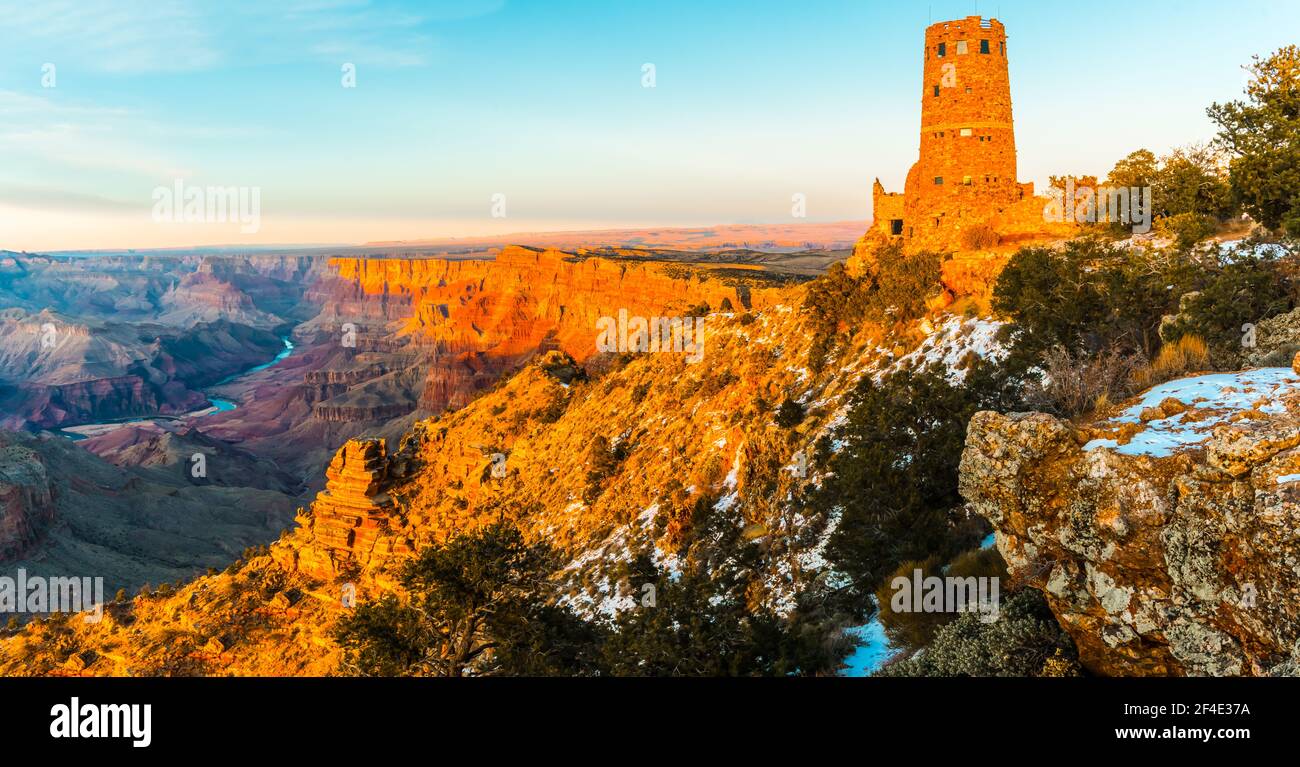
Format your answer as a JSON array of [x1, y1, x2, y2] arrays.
[[0, 0, 1295, 250]]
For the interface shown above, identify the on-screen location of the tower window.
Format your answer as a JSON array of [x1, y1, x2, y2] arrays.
[[980, 39, 990, 54], [937, 42, 946, 57], [934, 177, 943, 185], [1000, 41, 1005, 55], [933, 85, 940, 97], [960, 127, 973, 137], [890, 219, 903, 236], [956, 40, 968, 55]]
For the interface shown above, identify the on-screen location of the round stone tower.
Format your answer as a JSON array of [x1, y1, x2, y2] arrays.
[[902, 15, 1024, 250]]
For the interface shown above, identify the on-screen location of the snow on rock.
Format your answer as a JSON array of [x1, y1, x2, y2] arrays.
[[1218, 239, 1293, 262], [840, 608, 898, 677], [1084, 367, 1300, 458], [559, 504, 671, 620], [881, 315, 1008, 384]]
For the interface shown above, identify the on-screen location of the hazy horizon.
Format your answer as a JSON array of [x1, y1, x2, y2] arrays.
[[3, 0, 1297, 251]]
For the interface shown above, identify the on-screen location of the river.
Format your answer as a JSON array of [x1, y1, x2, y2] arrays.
[[55, 336, 295, 440]]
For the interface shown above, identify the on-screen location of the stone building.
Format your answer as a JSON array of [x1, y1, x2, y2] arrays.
[[870, 16, 1036, 252]]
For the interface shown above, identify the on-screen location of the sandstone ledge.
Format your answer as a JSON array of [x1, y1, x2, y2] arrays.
[[960, 381, 1300, 676]]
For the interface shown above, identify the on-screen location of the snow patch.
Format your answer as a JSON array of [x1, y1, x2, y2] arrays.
[[880, 315, 1008, 383], [841, 611, 897, 676], [1084, 367, 1300, 458]]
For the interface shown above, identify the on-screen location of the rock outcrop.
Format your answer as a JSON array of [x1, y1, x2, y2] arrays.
[[1244, 304, 1300, 367], [286, 439, 412, 584], [0, 444, 56, 560], [961, 369, 1300, 676]]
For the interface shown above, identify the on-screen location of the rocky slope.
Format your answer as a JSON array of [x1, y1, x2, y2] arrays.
[[0, 311, 285, 429], [0, 252, 321, 430], [0, 268, 1014, 675], [0, 442, 56, 560], [0, 431, 297, 602], [961, 364, 1300, 676]]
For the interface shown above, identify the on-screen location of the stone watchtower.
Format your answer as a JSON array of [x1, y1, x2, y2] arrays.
[[870, 16, 1032, 252]]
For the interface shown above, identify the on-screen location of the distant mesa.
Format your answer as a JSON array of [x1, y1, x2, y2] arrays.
[[362, 221, 867, 253]]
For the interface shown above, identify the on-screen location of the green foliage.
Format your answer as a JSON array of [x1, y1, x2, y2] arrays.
[[1105, 149, 1156, 190], [602, 568, 797, 676], [1108, 146, 1236, 226], [1209, 46, 1300, 237], [1153, 145, 1237, 222], [334, 521, 600, 676], [534, 388, 569, 423], [995, 228, 1297, 386], [803, 262, 871, 329], [872, 244, 944, 320], [993, 237, 1197, 359], [1156, 211, 1218, 249], [537, 352, 587, 385], [1161, 256, 1293, 363], [601, 502, 850, 676], [878, 589, 1078, 677], [811, 360, 1023, 595], [333, 594, 429, 676], [802, 244, 945, 372], [698, 368, 738, 398], [774, 397, 806, 428], [583, 435, 626, 504]]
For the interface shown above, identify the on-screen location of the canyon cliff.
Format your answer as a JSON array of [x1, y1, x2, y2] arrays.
[[0, 261, 977, 674], [312, 245, 789, 411]]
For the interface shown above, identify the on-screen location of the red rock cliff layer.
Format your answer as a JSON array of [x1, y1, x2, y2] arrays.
[[322, 246, 784, 412]]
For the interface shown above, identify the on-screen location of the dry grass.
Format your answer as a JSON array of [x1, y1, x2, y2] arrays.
[[1130, 335, 1210, 392], [961, 224, 1001, 251], [1031, 344, 1146, 418]]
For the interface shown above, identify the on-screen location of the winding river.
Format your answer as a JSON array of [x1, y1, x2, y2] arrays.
[[55, 336, 295, 440]]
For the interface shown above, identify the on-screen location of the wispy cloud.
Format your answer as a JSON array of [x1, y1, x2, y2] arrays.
[[0, 1, 219, 73], [0, 90, 188, 178], [0, 0, 503, 74], [0, 183, 138, 213]]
